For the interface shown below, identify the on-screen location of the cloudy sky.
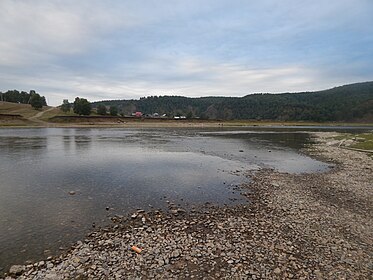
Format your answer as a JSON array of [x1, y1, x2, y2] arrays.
[[1, 0, 372, 105]]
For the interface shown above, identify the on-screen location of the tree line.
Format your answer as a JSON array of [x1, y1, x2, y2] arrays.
[[92, 81, 373, 122], [0, 90, 47, 109], [60, 98, 119, 116]]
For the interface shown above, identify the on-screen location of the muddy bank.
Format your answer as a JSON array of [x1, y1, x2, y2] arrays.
[[3, 132, 372, 279]]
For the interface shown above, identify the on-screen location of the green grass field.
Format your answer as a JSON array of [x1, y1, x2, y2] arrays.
[[350, 133, 373, 150], [333, 132, 373, 151]]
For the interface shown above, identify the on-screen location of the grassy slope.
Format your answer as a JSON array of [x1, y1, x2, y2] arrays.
[[0, 101, 77, 119], [0, 101, 42, 118], [0, 102, 68, 126]]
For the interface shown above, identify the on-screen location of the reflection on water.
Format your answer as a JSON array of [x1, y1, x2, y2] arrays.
[[0, 127, 332, 272], [74, 135, 92, 152], [0, 136, 47, 153]]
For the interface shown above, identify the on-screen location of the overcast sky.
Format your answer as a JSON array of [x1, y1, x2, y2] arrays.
[[1, 0, 372, 105]]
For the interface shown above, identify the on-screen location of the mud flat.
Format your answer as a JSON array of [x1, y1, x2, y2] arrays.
[[3, 132, 372, 279]]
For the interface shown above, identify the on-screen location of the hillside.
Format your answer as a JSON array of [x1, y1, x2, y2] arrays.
[[93, 82, 373, 122], [0, 102, 64, 126]]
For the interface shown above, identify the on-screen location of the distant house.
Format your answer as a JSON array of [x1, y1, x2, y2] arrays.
[[131, 112, 142, 118]]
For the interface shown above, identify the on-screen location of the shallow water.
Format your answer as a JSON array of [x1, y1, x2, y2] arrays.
[[0, 127, 330, 272]]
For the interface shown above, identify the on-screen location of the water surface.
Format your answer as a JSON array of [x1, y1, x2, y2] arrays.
[[0, 127, 330, 272]]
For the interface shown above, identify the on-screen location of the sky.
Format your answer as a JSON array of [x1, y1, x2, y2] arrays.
[[0, 0, 372, 106]]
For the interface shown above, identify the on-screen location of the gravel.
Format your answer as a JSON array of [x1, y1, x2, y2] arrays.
[[2, 132, 372, 279]]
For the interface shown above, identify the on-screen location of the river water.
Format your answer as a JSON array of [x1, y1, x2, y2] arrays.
[[0, 127, 336, 272]]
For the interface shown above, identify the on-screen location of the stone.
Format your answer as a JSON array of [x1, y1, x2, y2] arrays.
[[9, 265, 25, 275], [45, 273, 59, 280], [46, 263, 54, 269], [171, 250, 181, 258], [170, 209, 178, 215], [177, 208, 186, 214], [68, 191, 75, 195]]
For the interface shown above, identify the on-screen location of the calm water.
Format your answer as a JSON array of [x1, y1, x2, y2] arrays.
[[0, 127, 330, 272]]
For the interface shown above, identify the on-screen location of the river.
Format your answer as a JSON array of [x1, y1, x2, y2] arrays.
[[0, 126, 349, 272]]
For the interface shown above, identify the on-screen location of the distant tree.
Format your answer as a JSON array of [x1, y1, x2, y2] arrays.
[[0, 89, 47, 105], [97, 104, 107, 115], [60, 99, 71, 113], [29, 92, 44, 110], [41, 96, 47, 106], [109, 106, 118, 116], [186, 111, 193, 119], [88, 81, 373, 122], [73, 97, 91, 115]]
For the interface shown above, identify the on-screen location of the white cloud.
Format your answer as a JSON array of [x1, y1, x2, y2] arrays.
[[0, 0, 371, 105], [2, 55, 360, 105]]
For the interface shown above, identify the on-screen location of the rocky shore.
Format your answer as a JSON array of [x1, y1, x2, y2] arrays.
[[2, 132, 372, 279]]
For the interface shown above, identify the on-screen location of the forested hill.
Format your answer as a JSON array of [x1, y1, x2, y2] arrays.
[[93, 81, 373, 122]]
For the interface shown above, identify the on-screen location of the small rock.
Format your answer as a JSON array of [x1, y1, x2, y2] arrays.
[[171, 250, 181, 258], [68, 191, 75, 195], [170, 209, 178, 215], [45, 273, 59, 280], [46, 262, 54, 269], [177, 208, 186, 214], [274, 267, 281, 274], [9, 265, 25, 275]]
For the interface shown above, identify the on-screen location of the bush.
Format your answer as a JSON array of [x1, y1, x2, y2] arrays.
[[97, 104, 107, 115], [109, 106, 118, 116], [73, 97, 91, 115]]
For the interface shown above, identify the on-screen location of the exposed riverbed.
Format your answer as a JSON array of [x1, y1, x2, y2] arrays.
[[2, 131, 372, 279], [0, 127, 333, 275]]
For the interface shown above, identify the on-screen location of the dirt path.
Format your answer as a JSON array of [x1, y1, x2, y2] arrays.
[[28, 107, 55, 125]]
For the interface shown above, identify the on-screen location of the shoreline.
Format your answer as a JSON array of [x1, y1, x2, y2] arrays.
[[2, 132, 372, 279], [1, 118, 373, 129]]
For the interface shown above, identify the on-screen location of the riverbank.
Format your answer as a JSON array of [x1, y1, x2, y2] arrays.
[[2, 132, 372, 279], [2, 119, 373, 128]]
